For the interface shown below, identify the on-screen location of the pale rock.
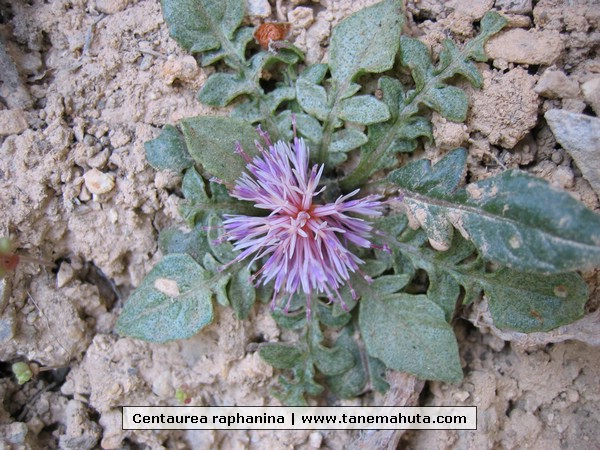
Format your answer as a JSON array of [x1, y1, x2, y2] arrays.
[[309, 432, 323, 448], [495, 0, 532, 14], [469, 68, 539, 148], [486, 29, 563, 65], [83, 168, 115, 195], [161, 56, 200, 85], [432, 112, 469, 150], [56, 262, 75, 288], [59, 399, 101, 450], [289, 7, 315, 29], [581, 77, 600, 115], [109, 129, 131, 148], [535, 70, 580, 99], [449, 0, 494, 19], [0, 109, 28, 136], [545, 109, 600, 195], [94, 0, 130, 14], [87, 149, 110, 169], [246, 0, 271, 18]]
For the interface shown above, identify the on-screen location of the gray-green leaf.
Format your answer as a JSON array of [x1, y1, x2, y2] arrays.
[[115, 254, 214, 343], [161, 0, 245, 54], [329, 0, 403, 83], [360, 294, 462, 382], [145, 125, 194, 172], [181, 116, 258, 186]]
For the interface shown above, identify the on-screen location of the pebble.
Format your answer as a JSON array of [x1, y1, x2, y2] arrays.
[[56, 262, 75, 288], [535, 70, 580, 99], [288, 7, 314, 29], [486, 29, 563, 65], [83, 168, 115, 195], [95, 0, 130, 14], [581, 77, 600, 115], [246, 0, 271, 18], [0, 109, 28, 136], [545, 109, 600, 195], [495, 0, 532, 14]]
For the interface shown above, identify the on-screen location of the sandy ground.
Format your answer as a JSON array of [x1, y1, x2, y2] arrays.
[[0, 0, 599, 448]]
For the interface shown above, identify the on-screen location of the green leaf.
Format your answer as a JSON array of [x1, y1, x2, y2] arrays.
[[181, 116, 258, 186], [338, 95, 391, 125], [259, 344, 303, 369], [161, 0, 245, 54], [342, 13, 506, 190], [115, 254, 214, 343], [158, 224, 210, 264], [399, 36, 433, 91], [229, 266, 256, 319], [145, 125, 194, 172], [197, 73, 253, 107], [326, 326, 390, 398], [179, 167, 250, 226], [330, 129, 368, 153], [485, 270, 588, 333], [360, 294, 462, 382], [328, 0, 403, 83], [312, 345, 355, 376], [298, 63, 328, 84], [200, 27, 254, 67], [423, 86, 468, 122], [296, 79, 329, 121], [390, 150, 600, 272]]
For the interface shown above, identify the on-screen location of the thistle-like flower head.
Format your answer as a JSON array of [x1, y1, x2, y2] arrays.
[[221, 129, 384, 316]]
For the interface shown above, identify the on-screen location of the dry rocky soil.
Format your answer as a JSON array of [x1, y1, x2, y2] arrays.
[[0, 0, 599, 448]]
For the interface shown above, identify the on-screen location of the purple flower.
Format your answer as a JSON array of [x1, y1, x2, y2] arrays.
[[220, 129, 384, 316]]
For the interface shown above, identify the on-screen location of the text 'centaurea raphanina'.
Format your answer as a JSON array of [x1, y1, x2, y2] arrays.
[[219, 126, 385, 317]]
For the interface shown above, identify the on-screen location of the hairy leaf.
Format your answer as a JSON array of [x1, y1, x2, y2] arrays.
[[390, 149, 600, 272], [115, 254, 214, 343], [181, 116, 258, 186], [342, 11, 507, 189], [360, 294, 463, 382], [145, 125, 194, 172], [259, 344, 303, 369], [328, 0, 403, 83], [179, 167, 251, 226], [198, 73, 253, 107], [338, 95, 390, 125], [161, 0, 245, 55]]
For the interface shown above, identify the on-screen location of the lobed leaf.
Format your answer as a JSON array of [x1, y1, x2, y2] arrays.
[[390, 150, 600, 272], [161, 0, 245, 54], [259, 344, 303, 369], [198, 73, 253, 107]]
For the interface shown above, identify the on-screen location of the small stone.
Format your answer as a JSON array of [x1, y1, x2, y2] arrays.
[[83, 168, 115, 195], [535, 70, 580, 99], [246, 0, 271, 18], [109, 129, 131, 148], [495, 0, 532, 14], [161, 56, 200, 85], [57, 262, 75, 288], [79, 185, 91, 202], [87, 149, 110, 169], [0, 306, 16, 343], [486, 29, 563, 65], [581, 77, 600, 115], [545, 109, 600, 195], [288, 7, 314, 29], [453, 390, 470, 402], [308, 432, 323, 449], [0, 109, 28, 136], [94, 0, 130, 14]]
